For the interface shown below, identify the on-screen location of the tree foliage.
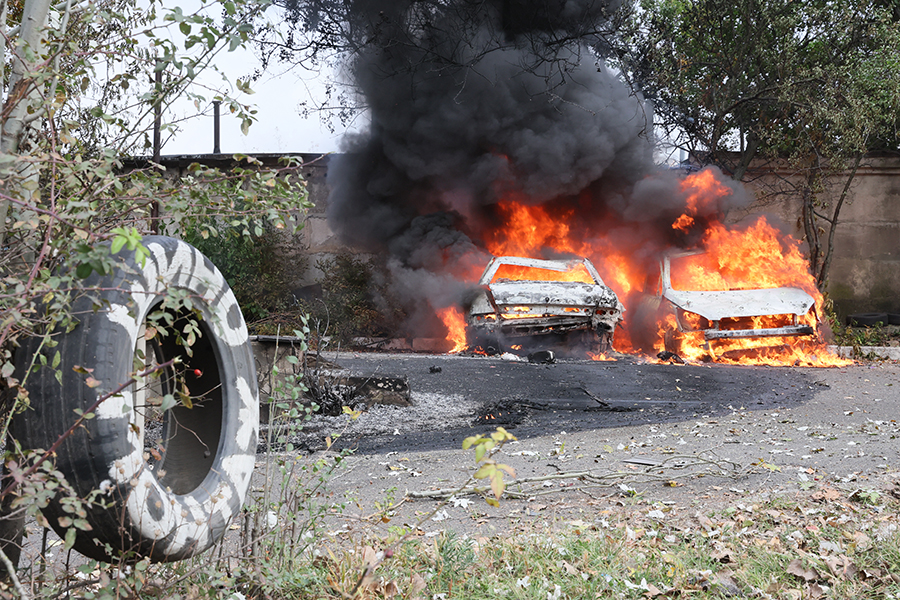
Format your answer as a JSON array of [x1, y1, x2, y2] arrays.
[[615, 0, 900, 288]]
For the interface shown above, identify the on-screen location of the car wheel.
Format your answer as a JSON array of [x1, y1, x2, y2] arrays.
[[468, 332, 503, 355], [589, 329, 614, 353], [14, 236, 258, 562]]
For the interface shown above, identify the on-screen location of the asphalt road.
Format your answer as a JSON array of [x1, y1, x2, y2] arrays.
[[273, 352, 900, 538], [303, 352, 826, 454]]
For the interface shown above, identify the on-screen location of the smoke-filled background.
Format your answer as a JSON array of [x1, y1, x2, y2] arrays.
[[324, 0, 752, 337]]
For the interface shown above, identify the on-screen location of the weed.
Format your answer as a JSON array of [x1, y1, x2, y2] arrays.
[[184, 222, 307, 329], [298, 254, 407, 347]]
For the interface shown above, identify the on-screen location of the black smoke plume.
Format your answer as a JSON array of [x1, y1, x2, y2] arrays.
[[324, 0, 747, 337]]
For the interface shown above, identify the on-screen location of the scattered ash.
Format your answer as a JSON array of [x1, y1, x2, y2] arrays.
[[259, 392, 480, 454]]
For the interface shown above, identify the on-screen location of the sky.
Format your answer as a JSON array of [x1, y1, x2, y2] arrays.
[[158, 3, 358, 157], [156, 2, 673, 162]]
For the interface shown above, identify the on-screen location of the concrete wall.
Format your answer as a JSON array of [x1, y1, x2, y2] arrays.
[[728, 155, 900, 319]]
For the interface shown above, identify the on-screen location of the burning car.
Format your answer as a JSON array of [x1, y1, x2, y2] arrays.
[[647, 250, 817, 359], [466, 256, 624, 354]]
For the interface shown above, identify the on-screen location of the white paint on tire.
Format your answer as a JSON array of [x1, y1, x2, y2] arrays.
[[58, 237, 259, 559], [116, 238, 256, 557]]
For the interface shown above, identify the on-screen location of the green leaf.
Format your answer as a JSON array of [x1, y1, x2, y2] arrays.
[[475, 444, 486, 463], [75, 263, 93, 279], [160, 394, 176, 411], [473, 464, 493, 480], [64, 526, 77, 550], [110, 235, 127, 255], [490, 472, 505, 499]]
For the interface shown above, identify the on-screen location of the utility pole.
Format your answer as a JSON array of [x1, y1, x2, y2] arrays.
[[213, 100, 221, 154], [151, 67, 161, 234]]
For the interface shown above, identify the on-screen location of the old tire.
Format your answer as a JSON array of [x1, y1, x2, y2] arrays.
[[847, 313, 888, 327], [14, 236, 258, 562]]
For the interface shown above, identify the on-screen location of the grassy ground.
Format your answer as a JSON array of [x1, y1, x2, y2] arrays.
[[15, 451, 900, 599], [292, 483, 900, 599]]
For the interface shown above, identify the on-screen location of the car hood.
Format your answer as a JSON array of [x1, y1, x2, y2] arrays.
[[663, 287, 815, 321], [488, 281, 620, 307]]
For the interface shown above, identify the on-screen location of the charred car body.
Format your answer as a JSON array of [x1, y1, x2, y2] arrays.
[[466, 256, 624, 354], [653, 250, 817, 357]]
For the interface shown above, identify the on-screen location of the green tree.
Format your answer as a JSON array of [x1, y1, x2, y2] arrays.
[[616, 0, 900, 288]]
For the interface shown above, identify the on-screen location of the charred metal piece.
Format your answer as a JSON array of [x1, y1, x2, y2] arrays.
[[527, 350, 555, 364], [657, 350, 684, 364]]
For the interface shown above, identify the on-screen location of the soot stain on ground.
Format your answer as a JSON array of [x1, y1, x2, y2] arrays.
[[292, 354, 816, 455]]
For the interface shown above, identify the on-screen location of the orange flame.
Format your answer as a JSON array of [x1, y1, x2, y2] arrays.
[[673, 168, 730, 232], [486, 200, 583, 257], [438, 167, 849, 366], [438, 306, 468, 353]]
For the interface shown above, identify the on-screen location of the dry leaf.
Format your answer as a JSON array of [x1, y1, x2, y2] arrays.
[[561, 560, 580, 576], [787, 559, 820, 582], [809, 582, 826, 598], [813, 488, 842, 502], [410, 573, 427, 596], [862, 567, 884, 580], [380, 580, 400, 598], [568, 519, 594, 530], [361, 546, 378, 566], [710, 542, 734, 563], [825, 556, 846, 578], [643, 581, 663, 596], [853, 531, 873, 552], [713, 571, 742, 596]]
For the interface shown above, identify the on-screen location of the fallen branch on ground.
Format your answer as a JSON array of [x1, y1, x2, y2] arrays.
[[407, 452, 743, 500]]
